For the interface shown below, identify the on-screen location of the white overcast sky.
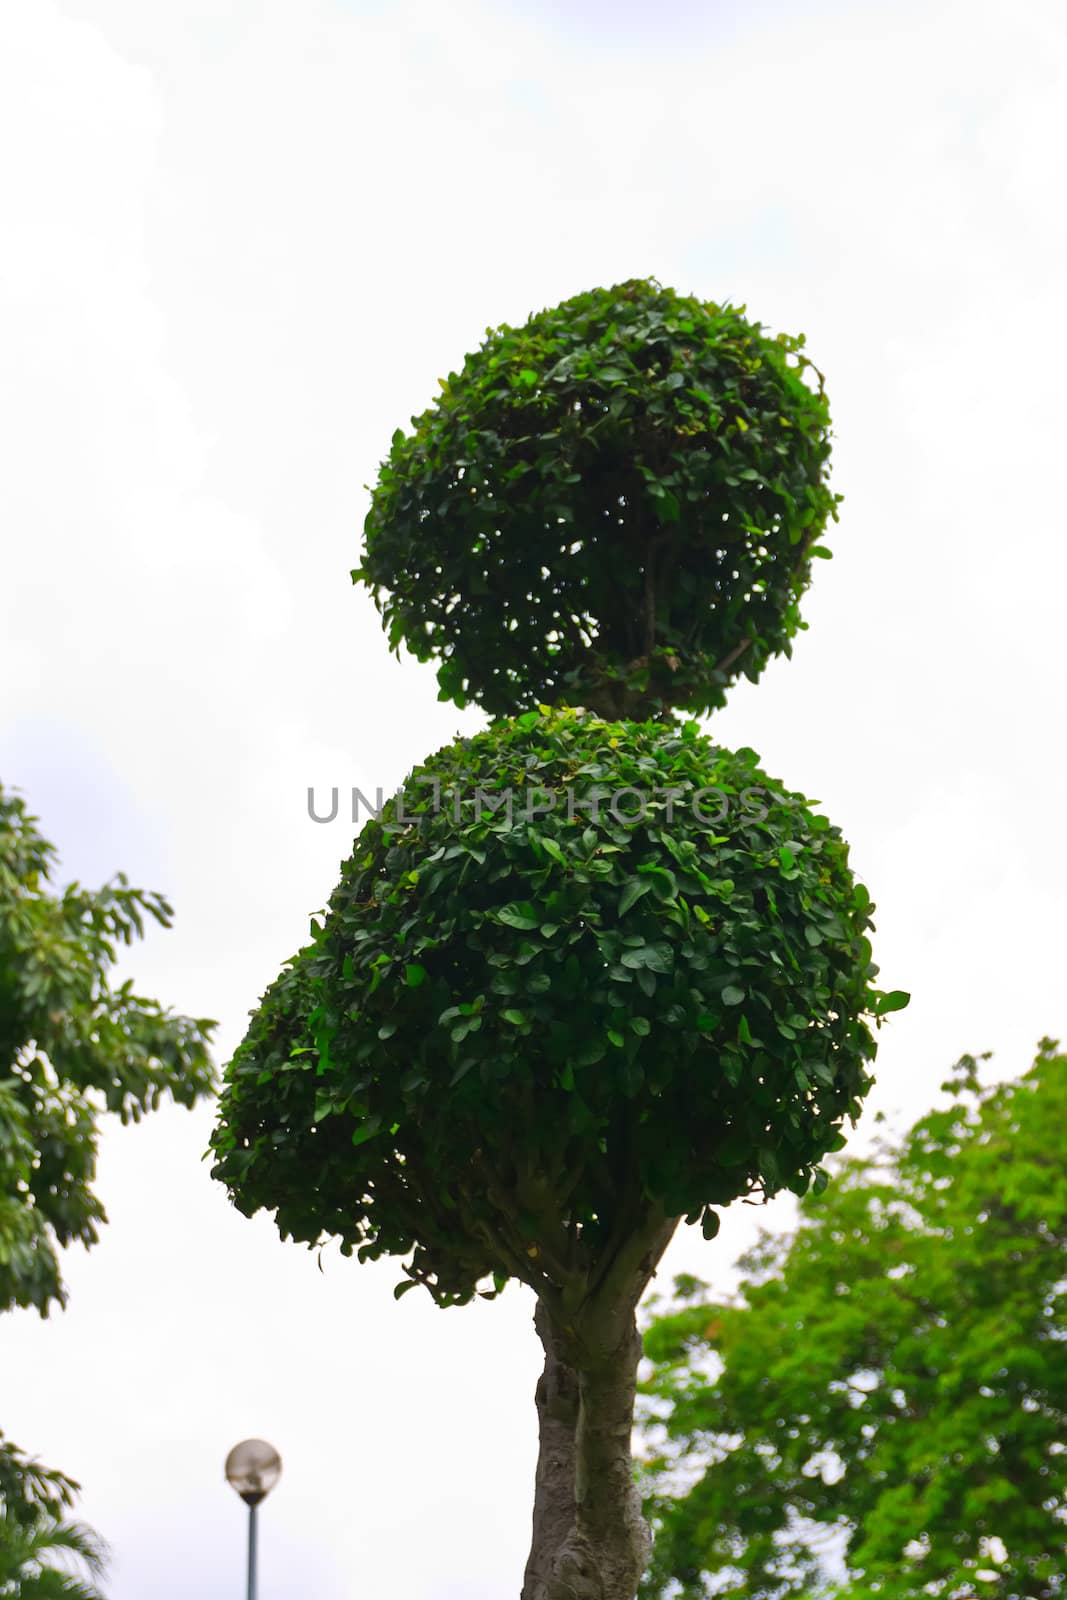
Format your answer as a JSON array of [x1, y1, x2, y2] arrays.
[[2, 1, 1066, 1595]]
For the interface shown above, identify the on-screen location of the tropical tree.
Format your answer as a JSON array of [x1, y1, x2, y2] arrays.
[[211, 278, 905, 1600], [0, 1514, 107, 1600], [0, 1438, 102, 1598], [0, 1437, 78, 1538], [637, 1040, 1067, 1600], [0, 782, 217, 1578]]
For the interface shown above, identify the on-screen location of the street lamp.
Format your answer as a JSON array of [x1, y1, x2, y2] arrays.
[[225, 1439, 282, 1600]]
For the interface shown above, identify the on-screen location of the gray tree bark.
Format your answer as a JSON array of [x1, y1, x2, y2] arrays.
[[521, 1301, 580, 1599], [520, 1217, 678, 1600], [521, 1309, 652, 1600]]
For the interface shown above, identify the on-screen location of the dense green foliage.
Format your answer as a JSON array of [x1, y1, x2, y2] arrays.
[[0, 784, 216, 1317], [0, 783, 216, 1584], [212, 708, 899, 1308], [0, 1513, 107, 1600], [0, 1440, 77, 1535], [356, 279, 839, 720], [637, 1042, 1067, 1600], [218, 277, 899, 1600]]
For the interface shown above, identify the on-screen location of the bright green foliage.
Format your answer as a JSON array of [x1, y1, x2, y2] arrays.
[[211, 708, 892, 1308], [0, 1443, 100, 1599], [221, 279, 898, 1599], [0, 782, 216, 1316], [637, 1041, 1067, 1600], [0, 1511, 107, 1599], [356, 279, 839, 720], [0, 785, 215, 1572], [0, 1438, 77, 1533]]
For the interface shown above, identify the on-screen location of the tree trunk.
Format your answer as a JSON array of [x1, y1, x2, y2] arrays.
[[521, 1212, 678, 1599], [522, 1307, 650, 1600], [571, 1315, 650, 1599], [522, 1301, 581, 1600]]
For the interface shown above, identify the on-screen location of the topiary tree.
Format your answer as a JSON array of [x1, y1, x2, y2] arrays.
[[211, 279, 905, 1600], [355, 279, 839, 722]]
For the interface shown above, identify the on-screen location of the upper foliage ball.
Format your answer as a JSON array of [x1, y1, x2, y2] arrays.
[[210, 710, 894, 1305], [355, 279, 840, 720]]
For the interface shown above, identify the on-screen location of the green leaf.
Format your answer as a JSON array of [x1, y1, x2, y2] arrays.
[[646, 942, 674, 973], [874, 989, 911, 1015], [405, 963, 428, 987], [636, 967, 657, 999], [502, 1009, 528, 1026], [495, 902, 540, 930], [539, 835, 567, 867], [351, 1117, 383, 1147], [701, 1209, 721, 1239], [619, 878, 654, 916], [630, 1016, 651, 1037], [658, 489, 681, 522], [722, 985, 746, 1006]]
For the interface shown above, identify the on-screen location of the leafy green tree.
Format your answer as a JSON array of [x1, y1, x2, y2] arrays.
[[0, 783, 216, 1576], [0, 784, 216, 1316], [637, 1041, 1067, 1600], [0, 1438, 77, 1537], [0, 1432, 97, 1598], [212, 279, 904, 1600], [0, 1513, 107, 1599]]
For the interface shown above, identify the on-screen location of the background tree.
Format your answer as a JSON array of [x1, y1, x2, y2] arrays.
[[0, 1512, 107, 1600], [637, 1040, 1067, 1600], [0, 783, 216, 1582], [212, 279, 904, 1600]]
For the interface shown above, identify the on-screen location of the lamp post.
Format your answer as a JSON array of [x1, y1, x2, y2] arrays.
[[225, 1439, 282, 1600]]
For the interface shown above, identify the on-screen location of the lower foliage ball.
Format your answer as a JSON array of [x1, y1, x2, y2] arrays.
[[212, 709, 885, 1300]]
